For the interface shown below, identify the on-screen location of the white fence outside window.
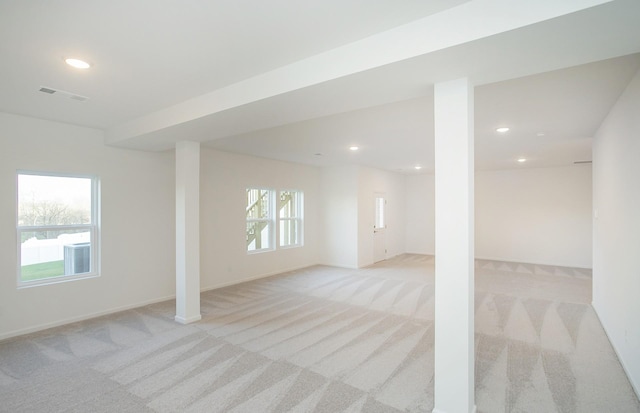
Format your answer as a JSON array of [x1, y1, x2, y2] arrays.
[[21, 232, 90, 266]]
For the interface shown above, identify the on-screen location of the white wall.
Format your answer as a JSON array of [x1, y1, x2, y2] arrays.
[[321, 166, 359, 268], [0, 113, 599, 341], [320, 165, 406, 268], [0, 112, 176, 340], [476, 166, 592, 268], [200, 149, 321, 289], [404, 166, 592, 268], [405, 174, 436, 255], [592, 68, 640, 397], [357, 166, 406, 267]]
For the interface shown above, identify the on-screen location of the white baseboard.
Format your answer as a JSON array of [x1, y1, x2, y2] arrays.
[[362, 253, 404, 268], [316, 261, 359, 269], [474, 254, 592, 270], [0, 294, 175, 342], [396, 252, 591, 270], [592, 301, 640, 400], [175, 314, 202, 324], [405, 250, 435, 256], [200, 263, 323, 292], [2, 263, 325, 342], [432, 406, 476, 413]]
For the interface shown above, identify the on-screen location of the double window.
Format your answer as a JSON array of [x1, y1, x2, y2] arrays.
[[17, 171, 99, 286], [246, 188, 303, 252]]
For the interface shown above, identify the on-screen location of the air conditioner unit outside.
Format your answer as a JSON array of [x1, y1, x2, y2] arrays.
[[64, 242, 91, 275]]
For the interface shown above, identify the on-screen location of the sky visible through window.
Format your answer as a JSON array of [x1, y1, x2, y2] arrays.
[[18, 174, 91, 226]]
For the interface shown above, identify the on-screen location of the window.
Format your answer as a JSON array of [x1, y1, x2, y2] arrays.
[[246, 188, 274, 252], [375, 196, 385, 229], [17, 171, 99, 286], [279, 190, 303, 247], [246, 188, 304, 252]]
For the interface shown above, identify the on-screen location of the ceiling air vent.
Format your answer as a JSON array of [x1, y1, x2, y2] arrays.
[[38, 86, 89, 102], [69, 94, 88, 102], [573, 160, 592, 164]]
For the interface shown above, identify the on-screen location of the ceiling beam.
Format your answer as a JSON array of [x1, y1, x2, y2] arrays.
[[105, 0, 611, 148]]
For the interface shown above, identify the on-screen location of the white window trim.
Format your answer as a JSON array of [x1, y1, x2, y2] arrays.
[[16, 170, 100, 288], [246, 188, 275, 254], [278, 190, 304, 249]]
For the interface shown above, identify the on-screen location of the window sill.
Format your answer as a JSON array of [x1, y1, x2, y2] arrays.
[[18, 273, 100, 289], [278, 244, 303, 250], [247, 248, 275, 255]]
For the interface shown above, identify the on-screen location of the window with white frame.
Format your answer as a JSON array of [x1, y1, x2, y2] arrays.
[[279, 190, 303, 247], [375, 196, 385, 230], [17, 171, 99, 286], [246, 188, 274, 252]]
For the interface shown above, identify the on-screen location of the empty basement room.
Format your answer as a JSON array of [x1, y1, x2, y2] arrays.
[[1, 1, 640, 413]]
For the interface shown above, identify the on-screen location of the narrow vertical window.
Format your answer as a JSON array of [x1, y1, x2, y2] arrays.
[[279, 190, 303, 247], [246, 188, 274, 252], [375, 196, 385, 229], [17, 171, 99, 286]]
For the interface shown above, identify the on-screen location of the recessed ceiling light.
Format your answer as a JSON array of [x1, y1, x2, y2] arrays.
[[536, 132, 546, 137], [496, 127, 510, 133], [65, 58, 91, 69], [415, 165, 423, 170], [517, 158, 527, 163], [349, 146, 359, 151]]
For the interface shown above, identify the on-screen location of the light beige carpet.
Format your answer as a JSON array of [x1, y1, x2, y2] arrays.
[[0, 254, 638, 412]]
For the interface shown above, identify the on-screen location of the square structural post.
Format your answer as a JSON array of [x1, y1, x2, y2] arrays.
[[175, 140, 202, 324], [433, 78, 475, 413]]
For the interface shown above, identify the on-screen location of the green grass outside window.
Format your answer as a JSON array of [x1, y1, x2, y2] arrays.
[[21, 260, 64, 281]]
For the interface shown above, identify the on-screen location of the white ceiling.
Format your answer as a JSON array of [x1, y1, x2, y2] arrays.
[[1, 0, 640, 173], [0, 0, 466, 128], [207, 53, 640, 172]]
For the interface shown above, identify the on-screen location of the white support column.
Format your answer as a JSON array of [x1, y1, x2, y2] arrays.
[[433, 78, 475, 413], [175, 141, 202, 324]]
